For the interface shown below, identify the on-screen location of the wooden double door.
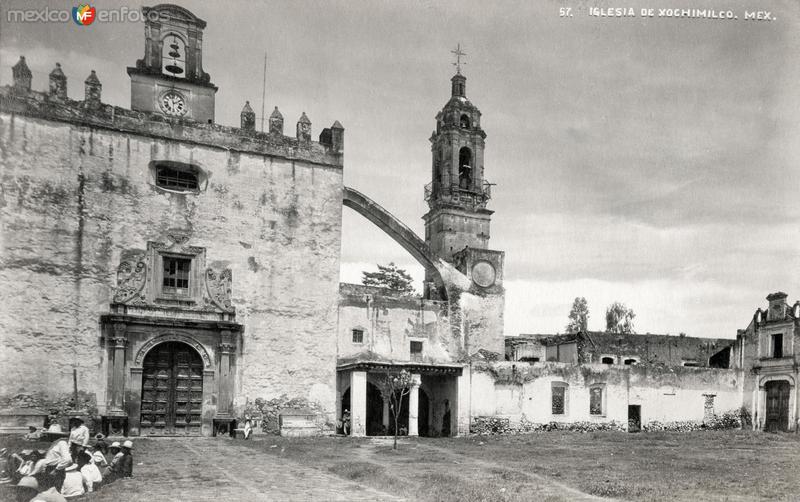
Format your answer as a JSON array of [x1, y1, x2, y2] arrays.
[[140, 342, 204, 435], [765, 380, 790, 432]]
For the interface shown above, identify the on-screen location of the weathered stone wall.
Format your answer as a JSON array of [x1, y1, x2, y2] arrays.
[[0, 108, 343, 416], [337, 284, 454, 363], [470, 361, 742, 427]]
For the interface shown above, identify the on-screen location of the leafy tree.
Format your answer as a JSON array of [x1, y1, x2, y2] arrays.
[[362, 262, 416, 295], [605, 302, 636, 334], [566, 297, 589, 333], [376, 369, 414, 450]]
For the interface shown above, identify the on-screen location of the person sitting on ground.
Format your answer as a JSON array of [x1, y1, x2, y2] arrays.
[[67, 419, 89, 459], [93, 433, 108, 455], [78, 452, 101, 493], [89, 449, 107, 469], [12, 475, 69, 502], [103, 442, 122, 482], [58, 464, 84, 498], [118, 441, 133, 478], [28, 439, 71, 477], [12, 475, 39, 502]]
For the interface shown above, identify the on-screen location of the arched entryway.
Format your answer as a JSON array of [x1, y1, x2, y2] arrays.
[[140, 341, 204, 435]]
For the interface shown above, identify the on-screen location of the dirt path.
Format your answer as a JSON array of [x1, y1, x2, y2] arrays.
[[350, 438, 619, 502], [123, 438, 404, 501]]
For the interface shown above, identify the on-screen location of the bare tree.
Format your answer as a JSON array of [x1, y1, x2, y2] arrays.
[[376, 369, 414, 450]]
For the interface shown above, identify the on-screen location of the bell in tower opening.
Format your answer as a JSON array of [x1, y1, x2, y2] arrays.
[[127, 4, 218, 123]]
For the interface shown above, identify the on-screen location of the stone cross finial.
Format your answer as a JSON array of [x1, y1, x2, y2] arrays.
[[12, 56, 32, 93], [269, 106, 284, 135], [240, 101, 255, 131], [296, 112, 311, 143], [49, 62, 67, 100], [84, 70, 102, 108]]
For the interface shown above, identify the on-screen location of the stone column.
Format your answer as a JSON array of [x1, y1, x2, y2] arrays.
[[218, 335, 235, 416], [202, 370, 216, 437], [109, 323, 128, 413], [382, 398, 390, 432], [128, 368, 143, 436], [456, 371, 471, 437], [350, 371, 367, 437], [408, 375, 421, 436]]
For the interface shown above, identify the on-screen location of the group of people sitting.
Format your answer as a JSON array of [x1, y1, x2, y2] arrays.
[[1, 418, 134, 501]]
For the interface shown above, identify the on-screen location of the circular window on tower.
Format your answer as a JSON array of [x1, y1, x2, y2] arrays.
[[159, 90, 188, 117], [471, 261, 496, 288]]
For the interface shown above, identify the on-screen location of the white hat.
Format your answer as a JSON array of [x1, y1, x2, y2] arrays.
[[122, 440, 133, 449], [65, 463, 79, 471], [109, 441, 121, 448], [16, 476, 39, 490]]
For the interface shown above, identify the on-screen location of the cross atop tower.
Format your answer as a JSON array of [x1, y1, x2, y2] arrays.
[[451, 44, 467, 74]]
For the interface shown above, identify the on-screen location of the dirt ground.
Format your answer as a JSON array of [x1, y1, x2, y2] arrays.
[[1, 430, 798, 501]]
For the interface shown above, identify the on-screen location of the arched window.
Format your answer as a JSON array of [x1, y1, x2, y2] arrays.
[[460, 114, 470, 129], [601, 356, 615, 365], [623, 358, 638, 365], [162, 33, 186, 77], [458, 147, 472, 189]]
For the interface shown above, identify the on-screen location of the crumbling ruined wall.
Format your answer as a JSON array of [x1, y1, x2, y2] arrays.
[[0, 108, 343, 416], [337, 284, 454, 362], [470, 361, 742, 428]]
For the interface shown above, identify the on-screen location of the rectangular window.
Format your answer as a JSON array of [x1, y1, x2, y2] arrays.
[[162, 257, 191, 296], [772, 334, 783, 358], [352, 329, 364, 344], [552, 386, 565, 415], [590, 387, 603, 415], [410, 341, 423, 355]]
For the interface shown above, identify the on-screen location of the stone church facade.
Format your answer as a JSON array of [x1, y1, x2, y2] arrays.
[[0, 4, 796, 437]]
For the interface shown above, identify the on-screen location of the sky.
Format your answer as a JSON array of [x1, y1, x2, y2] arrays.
[[1, 0, 798, 339]]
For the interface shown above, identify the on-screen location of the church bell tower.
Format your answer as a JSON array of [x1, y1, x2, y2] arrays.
[[424, 48, 503, 299], [128, 4, 218, 123]]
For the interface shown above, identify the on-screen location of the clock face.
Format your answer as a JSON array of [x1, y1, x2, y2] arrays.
[[160, 90, 187, 116]]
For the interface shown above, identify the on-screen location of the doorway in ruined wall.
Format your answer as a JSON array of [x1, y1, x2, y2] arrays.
[[765, 380, 790, 432], [140, 341, 204, 435], [628, 405, 641, 433]]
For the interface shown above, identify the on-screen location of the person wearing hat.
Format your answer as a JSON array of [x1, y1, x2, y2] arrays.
[[67, 419, 89, 460], [118, 440, 134, 478], [28, 439, 71, 477], [12, 476, 40, 502], [93, 433, 108, 455], [102, 442, 122, 482], [58, 463, 84, 498], [77, 452, 102, 493]]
